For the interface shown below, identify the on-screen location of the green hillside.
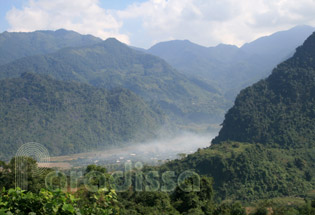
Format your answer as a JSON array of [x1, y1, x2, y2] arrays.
[[0, 73, 163, 160], [0, 29, 102, 65], [0, 38, 228, 124], [162, 142, 315, 201], [162, 32, 315, 201], [212, 31, 315, 148]]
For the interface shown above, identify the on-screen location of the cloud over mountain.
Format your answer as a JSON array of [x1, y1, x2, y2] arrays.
[[5, 0, 315, 48], [6, 0, 130, 44], [118, 0, 315, 47]]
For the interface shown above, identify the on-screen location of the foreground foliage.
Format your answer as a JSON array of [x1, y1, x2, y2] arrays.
[[1, 160, 314, 214], [0, 188, 118, 215], [0, 182, 314, 215]]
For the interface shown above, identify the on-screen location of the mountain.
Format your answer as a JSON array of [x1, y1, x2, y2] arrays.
[[162, 31, 315, 201], [241, 25, 315, 60], [147, 40, 212, 70], [212, 31, 315, 148], [147, 25, 315, 99], [0, 73, 163, 160], [0, 29, 102, 65], [0, 37, 228, 124], [148, 40, 236, 88]]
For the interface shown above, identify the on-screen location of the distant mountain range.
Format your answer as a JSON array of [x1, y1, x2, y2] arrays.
[[0, 26, 313, 126], [0, 36, 229, 124], [0, 73, 163, 160], [147, 25, 315, 99], [0, 25, 313, 156]]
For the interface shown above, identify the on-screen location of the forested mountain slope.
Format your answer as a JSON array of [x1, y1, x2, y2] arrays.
[[212, 31, 315, 148], [0, 73, 163, 160], [162, 31, 315, 201], [0, 38, 228, 124]]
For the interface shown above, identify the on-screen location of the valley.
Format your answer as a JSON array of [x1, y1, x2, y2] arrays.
[[39, 132, 216, 169], [0, 23, 314, 214]]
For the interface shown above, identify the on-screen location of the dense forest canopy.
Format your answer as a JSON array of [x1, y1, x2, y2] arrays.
[[0, 73, 164, 160], [212, 32, 315, 148]]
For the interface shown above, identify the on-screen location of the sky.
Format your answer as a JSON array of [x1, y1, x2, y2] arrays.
[[1, 0, 315, 48]]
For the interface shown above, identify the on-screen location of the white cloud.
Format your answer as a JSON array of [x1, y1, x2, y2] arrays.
[[6, 0, 315, 48], [117, 0, 315, 47], [6, 0, 130, 44]]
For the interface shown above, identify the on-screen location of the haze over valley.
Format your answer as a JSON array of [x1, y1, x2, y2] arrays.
[[0, 1, 315, 214]]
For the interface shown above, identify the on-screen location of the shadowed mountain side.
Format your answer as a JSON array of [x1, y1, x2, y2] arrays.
[[0, 73, 164, 160]]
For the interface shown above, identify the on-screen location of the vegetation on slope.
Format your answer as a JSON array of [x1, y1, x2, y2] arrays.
[[0, 38, 228, 124], [162, 142, 315, 201], [0, 159, 314, 214], [0, 73, 164, 160], [159, 32, 315, 202], [212, 32, 315, 148]]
